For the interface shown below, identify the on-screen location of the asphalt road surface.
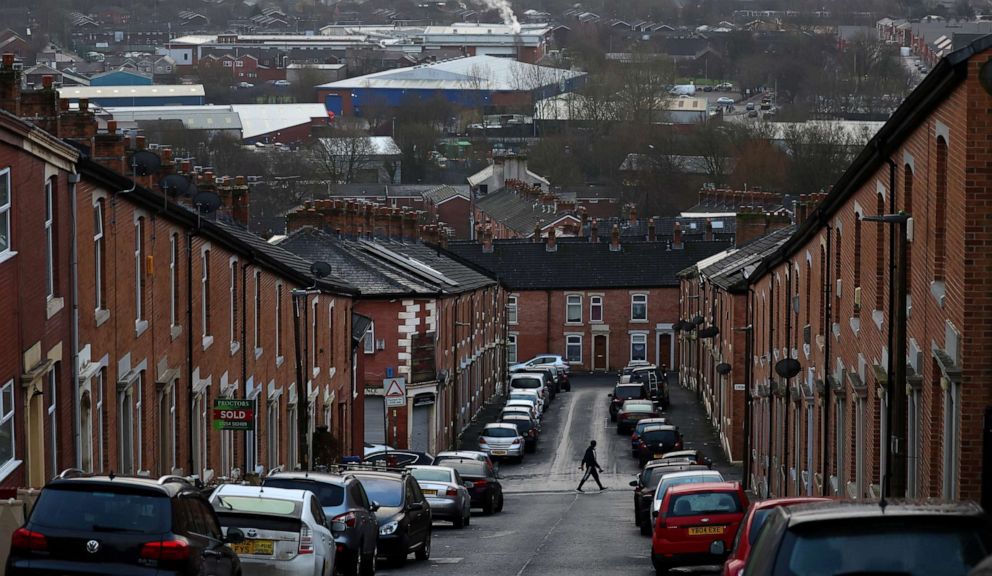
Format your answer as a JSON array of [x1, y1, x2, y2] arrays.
[[378, 374, 741, 576]]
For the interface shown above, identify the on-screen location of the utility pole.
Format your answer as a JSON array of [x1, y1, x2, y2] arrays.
[[291, 290, 312, 472]]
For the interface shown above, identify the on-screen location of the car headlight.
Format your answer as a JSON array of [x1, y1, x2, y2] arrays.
[[379, 521, 399, 536]]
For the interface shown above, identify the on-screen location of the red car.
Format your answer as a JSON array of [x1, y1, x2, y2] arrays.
[[720, 497, 830, 576], [651, 481, 748, 575]]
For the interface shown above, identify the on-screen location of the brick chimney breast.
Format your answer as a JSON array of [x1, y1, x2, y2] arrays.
[[546, 227, 557, 252], [673, 222, 683, 249], [590, 219, 599, 242], [609, 224, 621, 252]]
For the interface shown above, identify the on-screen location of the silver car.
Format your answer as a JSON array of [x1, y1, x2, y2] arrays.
[[478, 423, 525, 462], [407, 466, 472, 528]]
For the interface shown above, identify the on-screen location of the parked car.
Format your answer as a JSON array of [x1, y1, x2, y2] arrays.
[[505, 398, 540, 421], [237, 81, 255, 89], [363, 442, 395, 456], [362, 451, 434, 467], [742, 501, 992, 575], [439, 458, 504, 515], [406, 466, 472, 528], [509, 354, 569, 375], [631, 463, 711, 534], [652, 482, 748, 575], [609, 383, 648, 421], [479, 423, 525, 462], [262, 472, 380, 576], [616, 399, 660, 434], [518, 366, 560, 397], [508, 389, 544, 414], [6, 473, 243, 576], [653, 449, 712, 468], [210, 484, 335, 576], [348, 469, 432, 567], [651, 470, 725, 518], [631, 418, 670, 456], [510, 371, 552, 402], [722, 497, 830, 576], [634, 424, 684, 466], [745, 102, 756, 111], [501, 404, 537, 421], [501, 413, 540, 452], [274, 80, 291, 87], [434, 451, 496, 471]]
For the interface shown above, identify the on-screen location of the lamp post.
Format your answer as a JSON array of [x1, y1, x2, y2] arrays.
[[290, 262, 333, 472], [862, 212, 910, 500]]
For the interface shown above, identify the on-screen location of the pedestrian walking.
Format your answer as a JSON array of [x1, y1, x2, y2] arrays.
[[577, 440, 606, 492]]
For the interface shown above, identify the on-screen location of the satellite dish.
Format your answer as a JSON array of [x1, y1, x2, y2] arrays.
[[775, 358, 802, 379], [698, 325, 720, 339], [691, 315, 705, 326], [310, 261, 332, 279], [193, 191, 221, 214], [716, 362, 732, 375], [161, 174, 196, 197], [131, 150, 162, 176]]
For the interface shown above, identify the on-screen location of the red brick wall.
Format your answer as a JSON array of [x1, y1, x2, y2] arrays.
[[436, 197, 470, 239]]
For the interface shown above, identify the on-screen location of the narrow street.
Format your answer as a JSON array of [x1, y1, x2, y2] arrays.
[[380, 374, 741, 576]]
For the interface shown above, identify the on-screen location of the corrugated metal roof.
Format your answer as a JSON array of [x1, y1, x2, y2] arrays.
[[104, 106, 241, 130], [59, 84, 205, 98], [232, 103, 327, 139]]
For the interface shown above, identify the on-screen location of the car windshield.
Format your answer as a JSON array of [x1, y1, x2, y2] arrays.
[[615, 386, 644, 399], [656, 474, 723, 500], [30, 487, 171, 534], [668, 492, 742, 516], [512, 377, 542, 389], [263, 478, 344, 508], [410, 468, 452, 483], [642, 430, 678, 444], [778, 521, 989, 575], [356, 477, 403, 508], [509, 394, 537, 402], [483, 427, 518, 438], [444, 461, 486, 478], [507, 419, 533, 433]]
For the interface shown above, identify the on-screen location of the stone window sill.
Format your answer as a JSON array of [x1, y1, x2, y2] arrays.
[[170, 324, 182, 341], [46, 296, 64, 319], [202, 335, 214, 351], [95, 308, 110, 327], [135, 319, 149, 337]]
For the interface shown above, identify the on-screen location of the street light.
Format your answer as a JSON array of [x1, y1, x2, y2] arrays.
[[862, 212, 910, 500], [291, 261, 332, 472]]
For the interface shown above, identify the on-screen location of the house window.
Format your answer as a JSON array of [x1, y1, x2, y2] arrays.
[[47, 367, 57, 475], [630, 333, 647, 362], [328, 302, 335, 367], [246, 399, 257, 474], [170, 234, 179, 328], [94, 201, 106, 311], [311, 299, 319, 374], [942, 376, 960, 499], [904, 165, 913, 294], [44, 180, 55, 299], [0, 380, 14, 468], [907, 388, 920, 498], [566, 295, 582, 323], [96, 369, 104, 471], [364, 322, 375, 355], [507, 333, 518, 364], [834, 397, 845, 495], [854, 213, 862, 295], [158, 384, 176, 476], [565, 334, 582, 363], [288, 403, 298, 470], [590, 296, 603, 322], [267, 398, 280, 471], [507, 296, 518, 324], [875, 193, 885, 310], [80, 389, 93, 473], [0, 168, 10, 255], [230, 260, 239, 349], [855, 396, 865, 498], [254, 271, 262, 352], [118, 384, 135, 475], [192, 393, 206, 476], [631, 294, 648, 321], [135, 218, 146, 324], [201, 250, 211, 340], [935, 137, 947, 280], [135, 372, 143, 472], [275, 283, 283, 361]]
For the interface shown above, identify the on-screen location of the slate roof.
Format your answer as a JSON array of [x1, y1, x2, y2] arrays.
[[325, 184, 446, 199], [443, 239, 732, 290], [580, 215, 737, 240], [475, 188, 578, 236], [696, 225, 796, 292], [422, 184, 469, 205]]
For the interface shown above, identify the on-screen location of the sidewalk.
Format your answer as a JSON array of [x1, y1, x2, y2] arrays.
[[667, 372, 742, 482], [456, 392, 507, 451]]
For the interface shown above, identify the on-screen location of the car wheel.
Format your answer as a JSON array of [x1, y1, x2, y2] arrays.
[[388, 537, 407, 568], [360, 543, 377, 576], [640, 519, 653, 536], [652, 554, 668, 575], [465, 510, 471, 526], [495, 492, 504, 513], [415, 532, 431, 561], [483, 493, 495, 515], [454, 512, 465, 528], [610, 413, 617, 422]]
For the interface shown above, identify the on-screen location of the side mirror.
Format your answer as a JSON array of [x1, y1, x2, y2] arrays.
[[710, 540, 726, 556], [408, 501, 425, 511], [629, 480, 639, 487], [369, 501, 381, 512], [224, 527, 245, 545], [464, 481, 475, 489]]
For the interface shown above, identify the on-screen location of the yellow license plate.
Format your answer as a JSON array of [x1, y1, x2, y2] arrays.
[[232, 539, 274, 555], [688, 526, 725, 536], [422, 489, 438, 495], [491, 450, 507, 455], [653, 453, 665, 458]]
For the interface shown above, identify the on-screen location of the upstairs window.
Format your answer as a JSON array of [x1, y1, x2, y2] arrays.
[[631, 294, 648, 321], [590, 296, 603, 322], [507, 296, 518, 324], [566, 295, 582, 323], [0, 168, 10, 256], [44, 180, 55, 299], [94, 201, 106, 311]]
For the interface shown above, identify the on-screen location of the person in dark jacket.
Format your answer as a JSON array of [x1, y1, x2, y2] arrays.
[[577, 440, 606, 492]]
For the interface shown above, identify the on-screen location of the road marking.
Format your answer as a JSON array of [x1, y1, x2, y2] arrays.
[[479, 530, 517, 539], [432, 558, 463, 564], [549, 391, 580, 475], [514, 493, 580, 576]]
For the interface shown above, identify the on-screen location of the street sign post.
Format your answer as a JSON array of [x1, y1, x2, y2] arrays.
[[212, 399, 255, 430], [384, 378, 407, 407]]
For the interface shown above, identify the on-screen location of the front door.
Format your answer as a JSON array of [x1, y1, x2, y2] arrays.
[[593, 335, 608, 372]]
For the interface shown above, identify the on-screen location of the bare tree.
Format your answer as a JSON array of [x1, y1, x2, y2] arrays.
[[310, 128, 378, 184]]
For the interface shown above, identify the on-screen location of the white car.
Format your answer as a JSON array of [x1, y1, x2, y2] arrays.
[[505, 398, 540, 420], [508, 389, 544, 414], [510, 354, 569, 374], [274, 79, 291, 87], [478, 423, 525, 462], [210, 484, 336, 576], [716, 96, 735, 105], [364, 441, 396, 456]]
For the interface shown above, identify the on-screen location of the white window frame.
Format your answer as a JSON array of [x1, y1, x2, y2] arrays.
[[855, 397, 865, 498], [169, 234, 178, 328], [0, 380, 16, 471], [254, 271, 262, 354], [267, 398, 280, 471], [566, 294, 582, 324], [631, 293, 648, 321], [288, 402, 298, 470], [590, 296, 603, 322], [507, 333, 518, 364], [135, 372, 143, 472], [630, 333, 648, 362], [96, 369, 104, 472], [47, 367, 57, 476], [230, 258, 239, 351], [942, 378, 960, 499], [0, 168, 11, 258], [192, 393, 206, 477], [275, 283, 284, 364], [134, 218, 145, 325], [565, 334, 582, 363], [507, 296, 518, 325], [44, 180, 54, 299], [201, 250, 211, 341], [118, 385, 135, 476], [94, 202, 105, 312], [364, 322, 375, 355], [80, 388, 93, 473]]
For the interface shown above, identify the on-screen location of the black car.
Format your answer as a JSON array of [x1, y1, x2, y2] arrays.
[[441, 458, 504, 515], [362, 451, 435, 467], [634, 424, 683, 467], [7, 472, 244, 576], [501, 414, 539, 452], [629, 462, 709, 534], [743, 501, 992, 575], [262, 472, 379, 576], [349, 469, 432, 567], [609, 384, 648, 421]]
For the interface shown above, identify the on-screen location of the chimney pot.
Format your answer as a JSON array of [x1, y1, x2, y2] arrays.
[[648, 217, 657, 242], [42, 75, 54, 89], [546, 227, 557, 252], [673, 222, 683, 249], [1, 53, 13, 69], [79, 98, 89, 112], [609, 224, 621, 252], [107, 120, 118, 134], [136, 135, 146, 149]]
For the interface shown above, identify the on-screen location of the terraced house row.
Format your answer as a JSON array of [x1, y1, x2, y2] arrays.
[[680, 36, 992, 507], [0, 54, 503, 489]]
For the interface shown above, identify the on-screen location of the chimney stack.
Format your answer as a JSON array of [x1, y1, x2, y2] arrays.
[[705, 219, 714, 241], [629, 204, 638, 227], [609, 224, 621, 252], [590, 219, 599, 242], [673, 222, 683, 249], [533, 223, 541, 241], [546, 226, 557, 252], [0, 53, 22, 117], [648, 217, 656, 242], [482, 227, 493, 253]]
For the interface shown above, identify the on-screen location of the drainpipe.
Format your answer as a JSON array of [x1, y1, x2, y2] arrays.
[[822, 224, 832, 497], [766, 272, 775, 495], [241, 261, 248, 472], [69, 170, 81, 468], [186, 229, 195, 476], [742, 286, 754, 490], [545, 290, 552, 354]]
